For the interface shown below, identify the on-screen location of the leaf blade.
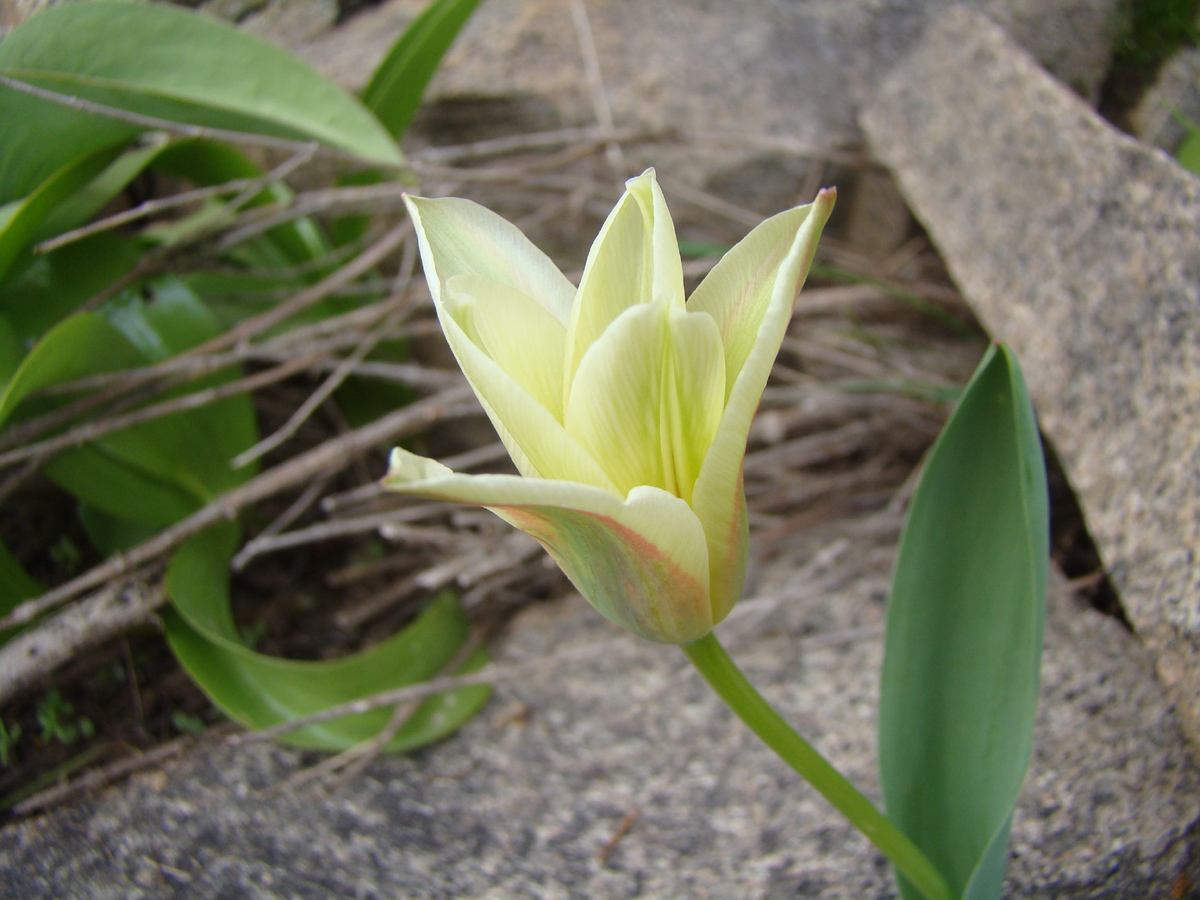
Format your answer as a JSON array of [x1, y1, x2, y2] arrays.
[[0, 1, 400, 203], [878, 344, 1048, 900], [360, 0, 486, 138]]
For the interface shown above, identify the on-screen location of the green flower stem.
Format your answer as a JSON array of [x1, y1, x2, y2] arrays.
[[682, 631, 952, 900]]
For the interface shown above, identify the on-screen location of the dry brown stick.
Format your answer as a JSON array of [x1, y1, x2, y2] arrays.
[[11, 724, 239, 817], [566, 0, 625, 183], [413, 125, 644, 164], [38, 299, 410, 397], [232, 237, 418, 468], [35, 177, 267, 254], [270, 628, 488, 796], [190, 220, 413, 360], [0, 384, 476, 633], [0, 580, 166, 708], [235, 509, 463, 572], [0, 351, 327, 471], [229, 475, 332, 571]]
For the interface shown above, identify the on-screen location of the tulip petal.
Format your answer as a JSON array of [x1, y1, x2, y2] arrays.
[[564, 302, 669, 496], [563, 169, 684, 404], [404, 194, 575, 324], [690, 188, 836, 622], [687, 191, 833, 400], [384, 449, 713, 643], [627, 169, 685, 310], [662, 306, 725, 505], [406, 195, 617, 492], [447, 274, 567, 421]]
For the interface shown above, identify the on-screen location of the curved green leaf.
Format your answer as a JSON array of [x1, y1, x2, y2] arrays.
[[33, 135, 171, 242], [0, 0, 401, 204], [879, 344, 1048, 900], [0, 233, 143, 344], [0, 143, 128, 281], [360, 0, 486, 138], [165, 522, 490, 750], [0, 312, 143, 429]]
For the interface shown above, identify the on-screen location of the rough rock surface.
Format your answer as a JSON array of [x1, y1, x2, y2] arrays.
[[1, 527, 1196, 898], [244, 0, 1124, 181], [1132, 46, 1200, 157], [862, 7, 1200, 748]]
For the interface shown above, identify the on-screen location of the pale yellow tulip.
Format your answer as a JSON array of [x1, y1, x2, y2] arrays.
[[385, 169, 834, 643]]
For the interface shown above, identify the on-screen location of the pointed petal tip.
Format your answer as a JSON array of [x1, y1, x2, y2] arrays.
[[384, 447, 451, 486]]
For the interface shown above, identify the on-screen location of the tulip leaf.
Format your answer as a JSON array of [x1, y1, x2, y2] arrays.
[[0, 233, 144, 345], [0, 142, 128, 281], [32, 136, 172, 243], [0, 312, 143, 430], [165, 522, 491, 750], [0, 0, 401, 205], [879, 344, 1048, 900], [360, 0, 486, 138]]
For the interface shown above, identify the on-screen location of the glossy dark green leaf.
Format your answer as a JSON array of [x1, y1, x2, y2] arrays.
[[33, 135, 171, 242], [165, 522, 491, 750], [0, 312, 143, 429], [0, 1, 401, 204], [0, 143, 127, 280], [879, 344, 1048, 900], [0, 233, 143, 344], [360, 0, 486, 138]]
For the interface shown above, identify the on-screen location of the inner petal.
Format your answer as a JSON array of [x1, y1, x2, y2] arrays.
[[661, 306, 725, 505], [564, 302, 669, 497], [447, 274, 567, 421], [563, 302, 726, 503]]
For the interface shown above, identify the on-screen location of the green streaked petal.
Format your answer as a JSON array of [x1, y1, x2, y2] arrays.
[[663, 306, 725, 505], [563, 189, 646, 403], [447, 273, 567, 421], [433, 282, 618, 491], [690, 188, 835, 619], [626, 168, 684, 309], [562, 169, 685, 405], [564, 302, 669, 496], [384, 450, 713, 643], [405, 194, 575, 323], [687, 194, 830, 400]]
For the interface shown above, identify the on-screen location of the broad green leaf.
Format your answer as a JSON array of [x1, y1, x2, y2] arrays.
[[0, 233, 143, 344], [0, 312, 143, 429], [0, 0, 401, 204], [360, 0, 486, 138], [0, 143, 127, 281], [879, 344, 1048, 900], [33, 135, 171, 242], [165, 522, 490, 750], [45, 443, 201, 528], [17, 280, 258, 528]]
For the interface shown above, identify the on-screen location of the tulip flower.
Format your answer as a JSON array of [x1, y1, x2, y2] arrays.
[[385, 169, 834, 643], [384, 170, 958, 900]]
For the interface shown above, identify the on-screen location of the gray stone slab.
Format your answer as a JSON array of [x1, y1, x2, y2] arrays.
[[861, 6, 1200, 749], [249, 0, 1123, 169], [1, 527, 1195, 898], [1133, 46, 1200, 157]]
